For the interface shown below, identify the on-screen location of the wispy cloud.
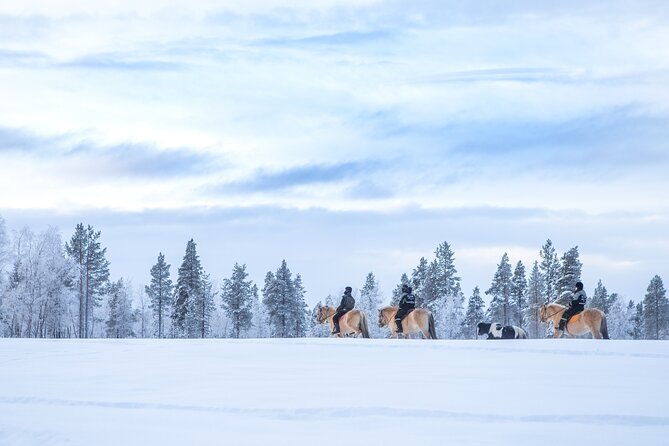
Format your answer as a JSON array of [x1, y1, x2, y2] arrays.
[[0, 126, 218, 178], [0, 49, 51, 67], [62, 54, 182, 71], [258, 30, 397, 47], [218, 160, 383, 192], [353, 106, 669, 177], [413, 67, 574, 84]]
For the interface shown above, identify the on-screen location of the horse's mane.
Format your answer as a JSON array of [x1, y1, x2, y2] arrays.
[[380, 305, 398, 311], [546, 302, 566, 309]]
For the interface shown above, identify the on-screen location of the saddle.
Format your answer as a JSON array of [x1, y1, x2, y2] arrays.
[[561, 312, 582, 334], [565, 313, 582, 324]]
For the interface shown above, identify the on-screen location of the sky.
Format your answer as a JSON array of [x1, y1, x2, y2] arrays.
[[1, 0, 668, 304]]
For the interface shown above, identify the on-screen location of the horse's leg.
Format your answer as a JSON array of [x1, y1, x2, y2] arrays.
[[591, 323, 603, 339], [419, 323, 430, 339]]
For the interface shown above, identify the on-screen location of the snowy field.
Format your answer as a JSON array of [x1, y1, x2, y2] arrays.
[[1, 338, 668, 446]]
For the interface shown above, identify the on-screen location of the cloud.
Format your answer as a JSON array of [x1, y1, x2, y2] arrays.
[[0, 48, 183, 71], [62, 54, 182, 71], [0, 125, 218, 178], [353, 106, 669, 179], [258, 30, 397, 47], [217, 160, 383, 192], [413, 67, 574, 84], [0, 49, 51, 67]]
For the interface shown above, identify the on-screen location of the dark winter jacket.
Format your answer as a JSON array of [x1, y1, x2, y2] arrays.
[[570, 290, 587, 312], [399, 291, 416, 310], [337, 291, 355, 312]]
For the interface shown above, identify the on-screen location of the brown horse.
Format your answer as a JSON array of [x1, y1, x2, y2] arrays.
[[315, 305, 370, 338], [378, 306, 437, 339], [539, 302, 609, 339]]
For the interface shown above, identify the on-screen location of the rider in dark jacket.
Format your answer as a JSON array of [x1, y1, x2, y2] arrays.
[[558, 281, 587, 332], [395, 284, 416, 334], [332, 286, 355, 334]]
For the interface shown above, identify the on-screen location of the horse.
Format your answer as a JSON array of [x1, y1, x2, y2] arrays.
[[315, 305, 370, 338], [477, 322, 527, 339], [378, 306, 437, 339], [539, 302, 609, 339]]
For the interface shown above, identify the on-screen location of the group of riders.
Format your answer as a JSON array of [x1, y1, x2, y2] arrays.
[[332, 284, 415, 335], [331, 281, 588, 336]]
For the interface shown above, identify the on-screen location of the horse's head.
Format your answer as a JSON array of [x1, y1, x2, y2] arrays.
[[538, 304, 548, 322], [378, 308, 388, 327], [316, 305, 332, 324]]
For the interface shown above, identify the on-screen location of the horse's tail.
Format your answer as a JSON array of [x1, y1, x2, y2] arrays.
[[518, 327, 528, 339], [359, 312, 370, 338], [600, 313, 609, 340], [428, 313, 437, 340]]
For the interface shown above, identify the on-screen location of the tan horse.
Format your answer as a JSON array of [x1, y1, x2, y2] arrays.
[[539, 302, 609, 339], [315, 305, 370, 338], [378, 306, 437, 339]]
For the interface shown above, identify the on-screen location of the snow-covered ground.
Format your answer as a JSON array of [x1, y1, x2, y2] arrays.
[[1, 338, 668, 446]]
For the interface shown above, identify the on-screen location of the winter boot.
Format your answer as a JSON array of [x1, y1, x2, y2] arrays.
[[332, 322, 340, 335], [558, 316, 567, 332]]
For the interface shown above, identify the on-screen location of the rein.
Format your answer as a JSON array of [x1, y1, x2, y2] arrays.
[[541, 305, 565, 321], [379, 309, 395, 327], [317, 307, 333, 324]]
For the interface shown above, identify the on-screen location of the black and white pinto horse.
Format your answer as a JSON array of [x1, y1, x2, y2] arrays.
[[477, 322, 527, 339]]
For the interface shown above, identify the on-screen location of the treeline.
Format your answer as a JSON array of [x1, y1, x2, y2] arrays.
[[0, 216, 667, 339]]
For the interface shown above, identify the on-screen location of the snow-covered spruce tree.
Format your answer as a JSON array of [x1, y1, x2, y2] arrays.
[[189, 272, 216, 338], [556, 246, 582, 303], [525, 261, 544, 338], [463, 286, 485, 339], [172, 239, 204, 338], [0, 214, 8, 276], [221, 263, 254, 338], [145, 252, 173, 338], [539, 239, 560, 303], [511, 261, 527, 328], [261, 271, 278, 335], [390, 273, 410, 306], [136, 284, 151, 338], [0, 215, 9, 319], [250, 284, 269, 338], [65, 223, 110, 338], [486, 253, 513, 326], [410, 257, 429, 308], [606, 293, 633, 340], [588, 280, 613, 314], [262, 260, 307, 338], [428, 242, 464, 339], [105, 278, 137, 338], [359, 272, 383, 338], [642, 275, 668, 340], [292, 274, 309, 337], [630, 301, 644, 340]]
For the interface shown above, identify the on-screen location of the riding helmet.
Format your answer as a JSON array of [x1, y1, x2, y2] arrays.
[[575, 281, 584, 291]]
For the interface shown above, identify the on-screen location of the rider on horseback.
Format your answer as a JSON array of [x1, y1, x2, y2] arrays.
[[558, 281, 587, 333], [396, 284, 416, 334], [332, 286, 355, 335]]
